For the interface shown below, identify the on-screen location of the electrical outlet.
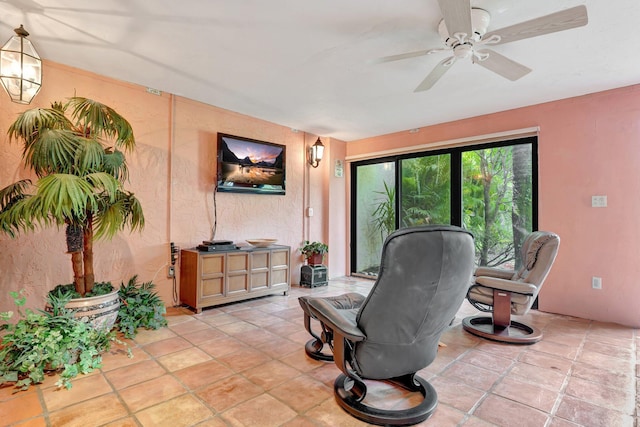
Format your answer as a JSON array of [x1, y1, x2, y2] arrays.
[[592, 276, 602, 290], [168, 265, 175, 278]]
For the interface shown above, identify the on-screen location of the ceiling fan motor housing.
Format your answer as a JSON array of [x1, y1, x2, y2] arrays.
[[439, 8, 491, 46]]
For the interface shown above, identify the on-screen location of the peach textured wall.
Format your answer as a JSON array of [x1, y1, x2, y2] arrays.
[[327, 138, 348, 277], [347, 84, 640, 328], [0, 61, 329, 313]]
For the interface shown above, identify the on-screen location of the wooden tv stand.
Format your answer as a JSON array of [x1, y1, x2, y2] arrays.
[[179, 245, 290, 313]]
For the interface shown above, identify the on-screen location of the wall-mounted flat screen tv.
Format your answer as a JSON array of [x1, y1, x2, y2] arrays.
[[217, 133, 286, 195]]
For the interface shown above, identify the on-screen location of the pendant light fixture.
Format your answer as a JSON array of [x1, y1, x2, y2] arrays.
[[0, 25, 42, 104]]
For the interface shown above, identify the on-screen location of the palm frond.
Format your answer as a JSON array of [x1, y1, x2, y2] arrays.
[[35, 174, 97, 221], [122, 192, 145, 232], [0, 195, 44, 236], [93, 199, 125, 239], [0, 180, 32, 211], [0, 180, 36, 237], [103, 149, 128, 181], [74, 138, 106, 175], [25, 129, 82, 176], [67, 97, 136, 152], [93, 190, 144, 239], [84, 172, 121, 202], [8, 108, 72, 149]]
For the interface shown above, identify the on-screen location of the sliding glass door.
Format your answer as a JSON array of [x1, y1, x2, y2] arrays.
[[462, 144, 533, 269], [352, 161, 396, 277], [400, 154, 451, 227], [351, 137, 536, 276]]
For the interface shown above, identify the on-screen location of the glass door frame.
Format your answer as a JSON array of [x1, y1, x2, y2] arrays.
[[349, 136, 538, 275]]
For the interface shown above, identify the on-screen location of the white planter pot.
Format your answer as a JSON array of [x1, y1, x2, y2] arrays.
[[47, 289, 120, 331]]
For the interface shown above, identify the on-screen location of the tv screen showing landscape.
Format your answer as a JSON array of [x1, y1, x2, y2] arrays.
[[217, 133, 286, 195]]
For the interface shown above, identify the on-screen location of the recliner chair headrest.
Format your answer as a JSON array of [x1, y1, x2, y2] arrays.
[[524, 232, 557, 270]]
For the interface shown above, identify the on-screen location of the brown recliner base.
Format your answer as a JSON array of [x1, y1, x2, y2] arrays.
[[462, 315, 542, 344]]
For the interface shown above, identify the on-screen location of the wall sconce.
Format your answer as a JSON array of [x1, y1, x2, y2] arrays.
[[308, 137, 325, 168], [0, 25, 42, 104]]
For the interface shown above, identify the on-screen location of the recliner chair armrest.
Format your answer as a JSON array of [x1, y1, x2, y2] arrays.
[[475, 266, 515, 279], [475, 276, 537, 295], [307, 298, 366, 342]]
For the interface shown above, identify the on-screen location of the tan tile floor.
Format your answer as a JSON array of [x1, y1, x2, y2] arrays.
[[1, 277, 638, 426]]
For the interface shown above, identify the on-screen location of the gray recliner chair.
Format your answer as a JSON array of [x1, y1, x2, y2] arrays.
[[463, 230, 560, 344], [300, 225, 475, 426]]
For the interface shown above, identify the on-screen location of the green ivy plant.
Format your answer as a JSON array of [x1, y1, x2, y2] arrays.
[[0, 290, 118, 391], [117, 275, 168, 339]]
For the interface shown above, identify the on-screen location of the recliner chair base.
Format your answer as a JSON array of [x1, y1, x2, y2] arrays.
[[462, 315, 542, 344], [304, 338, 333, 361], [334, 373, 437, 426]]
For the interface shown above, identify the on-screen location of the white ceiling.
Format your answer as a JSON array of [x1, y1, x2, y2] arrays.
[[2, 0, 640, 141]]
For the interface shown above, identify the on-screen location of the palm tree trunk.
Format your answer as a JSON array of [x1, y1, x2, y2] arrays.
[[83, 212, 95, 294], [71, 251, 85, 295], [66, 224, 85, 295]]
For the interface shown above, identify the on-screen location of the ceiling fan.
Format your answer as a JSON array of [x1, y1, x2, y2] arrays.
[[379, 0, 588, 92]]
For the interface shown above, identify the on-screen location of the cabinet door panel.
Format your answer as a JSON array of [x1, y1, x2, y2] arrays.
[[202, 255, 224, 275], [271, 269, 288, 288], [201, 277, 224, 298], [272, 250, 289, 268], [251, 271, 269, 290], [228, 253, 249, 272], [252, 252, 269, 269], [228, 274, 249, 294]]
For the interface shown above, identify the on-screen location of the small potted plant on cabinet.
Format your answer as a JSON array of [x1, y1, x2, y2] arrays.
[[299, 240, 329, 266]]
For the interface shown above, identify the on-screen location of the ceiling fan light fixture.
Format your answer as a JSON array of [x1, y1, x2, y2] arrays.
[[453, 44, 473, 59]]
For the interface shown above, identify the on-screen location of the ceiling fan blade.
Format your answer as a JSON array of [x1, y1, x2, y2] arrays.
[[475, 49, 532, 81], [484, 5, 588, 46], [414, 57, 456, 92], [377, 49, 433, 63], [438, 0, 472, 39]]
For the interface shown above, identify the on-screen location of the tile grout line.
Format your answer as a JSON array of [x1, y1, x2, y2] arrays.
[[543, 320, 590, 427]]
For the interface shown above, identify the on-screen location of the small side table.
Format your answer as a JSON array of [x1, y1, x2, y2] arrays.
[[300, 265, 328, 287]]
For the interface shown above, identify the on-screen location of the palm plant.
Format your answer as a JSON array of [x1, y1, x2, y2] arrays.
[[0, 97, 144, 296]]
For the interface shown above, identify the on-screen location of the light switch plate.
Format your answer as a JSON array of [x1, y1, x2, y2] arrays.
[[591, 195, 607, 207]]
